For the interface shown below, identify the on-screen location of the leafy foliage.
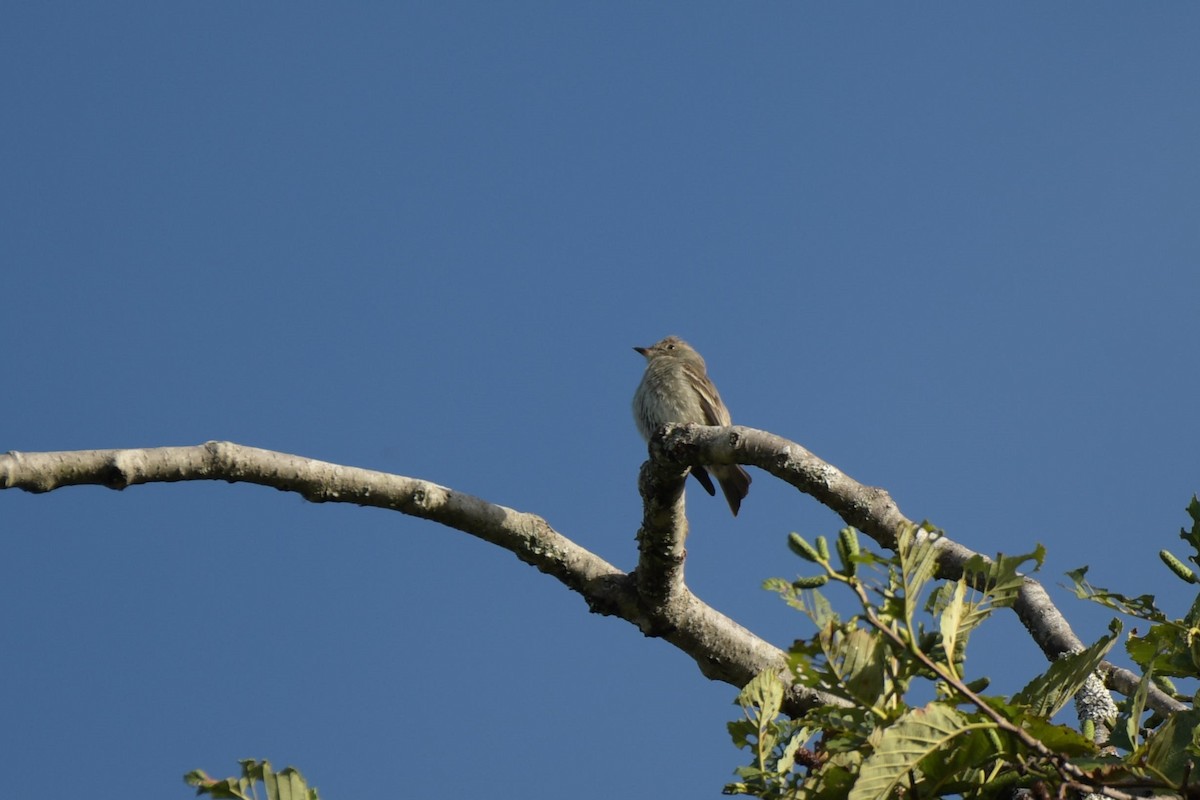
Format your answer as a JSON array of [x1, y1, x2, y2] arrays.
[[185, 759, 319, 800], [728, 503, 1200, 799], [1011, 621, 1119, 718], [1069, 495, 1200, 680]]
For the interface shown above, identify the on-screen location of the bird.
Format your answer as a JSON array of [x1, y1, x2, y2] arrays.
[[632, 335, 751, 516]]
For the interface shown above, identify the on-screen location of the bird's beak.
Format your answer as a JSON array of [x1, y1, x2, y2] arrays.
[[633, 346, 649, 357]]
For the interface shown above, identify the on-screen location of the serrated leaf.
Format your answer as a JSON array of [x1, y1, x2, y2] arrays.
[[183, 769, 211, 787], [1125, 623, 1197, 676], [1141, 708, 1200, 783], [736, 669, 785, 721], [185, 775, 253, 800], [939, 579, 966, 669], [806, 589, 837, 628], [775, 727, 807, 777], [1065, 567, 1169, 623], [823, 625, 888, 708], [790, 621, 893, 708], [186, 761, 317, 800], [963, 543, 1043, 597], [263, 765, 281, 800], [848, 704, 981, 800], [281, 768, 317, 800], [1112, 665, 1154, 751], [763, 577, 791, 594], [1183, 593, 1200, 627], [898, 524, 943, 628], [183, 770, 255, 800], [914, 723, 1004, 797], [765, 580, 838, 627], [1012, 621, 1119, 717], [953, 545, 1043, 630], [727, 669, 813, 799], [1179, 495, 1200, 555], [802, 755, 858, 800], [727, 718, 757, 750], [1012, 714, 1098, 757]]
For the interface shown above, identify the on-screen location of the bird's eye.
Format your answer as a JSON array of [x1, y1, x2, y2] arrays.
[[666, 343, 675, 350]]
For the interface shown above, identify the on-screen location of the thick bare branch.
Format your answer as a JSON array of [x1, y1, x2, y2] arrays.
[[649, 423, 1185, 716], [632, 459, 689, 613], [6, 428, 1172, 717], [0, 440, 836, 714]]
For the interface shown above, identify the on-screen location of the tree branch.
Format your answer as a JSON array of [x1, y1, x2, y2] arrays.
[[651, 423, 1184, 716], [0, 440, 837, 714], [633, 459, 689, 614], [4, 426, 1175, 717]]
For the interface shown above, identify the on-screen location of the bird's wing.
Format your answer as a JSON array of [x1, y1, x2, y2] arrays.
[[683, 362, 732, 426]]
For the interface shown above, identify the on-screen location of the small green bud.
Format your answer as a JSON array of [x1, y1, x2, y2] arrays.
[[836, 527, 860, 576], [792, 574, 829, 589], [816, 536, 830, 562], [917, 631, 940, 653], [1082, 718, 1095, 742], [986, 728, 1004, 753], [1159, 550, 1197, 583], [964, 676, 990, 693], [838, 527, 860, 557], [788, 533, 821, 563]]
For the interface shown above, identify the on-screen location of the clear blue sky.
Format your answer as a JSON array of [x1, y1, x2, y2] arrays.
[[3, 4, 1198, 798]]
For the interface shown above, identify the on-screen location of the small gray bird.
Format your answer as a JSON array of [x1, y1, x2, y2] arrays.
[[632, 336, 752, 516]]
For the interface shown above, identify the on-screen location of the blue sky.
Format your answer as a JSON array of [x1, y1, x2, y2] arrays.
[[2, 4, 1198, 798]]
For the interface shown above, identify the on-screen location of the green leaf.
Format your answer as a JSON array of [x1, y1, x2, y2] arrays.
[[898, 523, 943, 628], [727, 670, 814, 799], [1178, 495, 1200, 557], [774, 729, 806, 780], [938, 579, 967, 670], [1182, 592, 1200, 627], [959, 544, 1043, 612], [789, 621, 893, 710], [1141, 708, 1200, 784], [186, 761, 318, 800], [914, 722, 1006, 798], [727, 718, 757, 750], [1011, 713, 1097, 757], [1112, 665, 1153, 751], [1012, 620, 1119, 718], [824, 625, 889, 708], [762, 577, 791, 595], [848, 703, 981, 800], [801, 756, 858, 800], [805, 589, 837, 629], [764, 580, 838, 627], [736, 669, 785, 721], [1125, 623, 1197, 676], [1065, 566, 1169, 623], [183, 770, 254, 800], [268, 767, 316, 800]]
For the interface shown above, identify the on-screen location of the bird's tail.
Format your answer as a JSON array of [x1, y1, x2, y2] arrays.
[[713, 464, 751, 517]]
